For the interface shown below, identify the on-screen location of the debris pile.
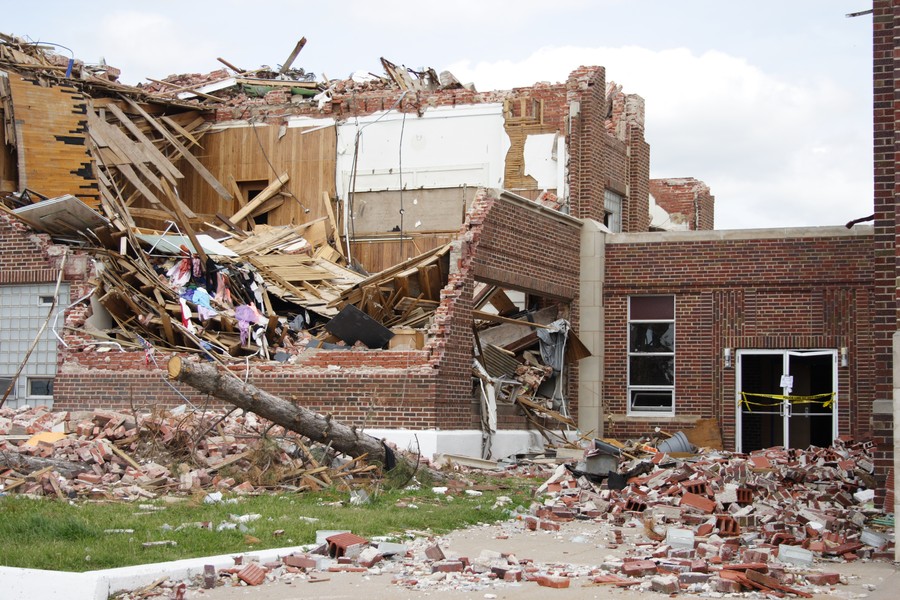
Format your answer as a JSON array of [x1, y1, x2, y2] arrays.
[[0, 405, 379, 499], [98, 438, 893, 598]]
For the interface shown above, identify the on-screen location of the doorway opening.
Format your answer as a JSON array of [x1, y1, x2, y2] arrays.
[[736, 350, 837, 453]]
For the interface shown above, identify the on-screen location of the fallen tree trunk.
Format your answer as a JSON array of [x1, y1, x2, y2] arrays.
[[167, 356, 403, 471], [0, 448, 87, 479]]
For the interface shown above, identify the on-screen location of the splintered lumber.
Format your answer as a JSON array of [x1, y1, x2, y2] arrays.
[[230, 172, 290, 224], [278, 37, 307, 75], [121, 96, 233, 201], [167, 356, 405, 471]]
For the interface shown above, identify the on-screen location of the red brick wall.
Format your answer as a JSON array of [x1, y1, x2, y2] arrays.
[[53, 190, 584, 431], [0, 213, 61, 284], [0, 213, 94, 340], [467, 190, 583, 418], [603, 231, 874, 447], [649, 178, 715, 231], [566, 70, 650, 231], [567, 67, 609, 224], [870, 0, 898, 504]]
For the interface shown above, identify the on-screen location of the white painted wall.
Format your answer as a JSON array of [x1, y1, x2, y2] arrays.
[[649, 192, 690, 231], [523, 132, 561, 190], [333, 103, 510, 199]]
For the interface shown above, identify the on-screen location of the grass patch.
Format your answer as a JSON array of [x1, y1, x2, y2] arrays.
[[0, 474, 534, 572]]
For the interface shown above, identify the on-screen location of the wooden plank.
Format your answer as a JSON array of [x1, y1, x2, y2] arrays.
[[230, 172, 289, 223], [104, 102, 183, 181], [472, 310, 551, 328], [114, 162, 164, 206], [248, 196, 285, 218], [227, 174, 245, 207], [321, 191, 337, 239], [88, 112, 173, 199], [161, 115, 202, 148], [488, 288, 518, 316], [159, 179, 208, 265], [278, 38, 307, 75], [122, 96, 233, 201]]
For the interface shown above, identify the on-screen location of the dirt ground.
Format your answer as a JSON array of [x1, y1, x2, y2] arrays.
[[186, 518, 899, 600]]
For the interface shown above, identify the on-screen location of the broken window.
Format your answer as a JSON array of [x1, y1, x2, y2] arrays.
[[628, 295, 674, 415], [27, 377, 53, 398], [604, 189, 622, 233]]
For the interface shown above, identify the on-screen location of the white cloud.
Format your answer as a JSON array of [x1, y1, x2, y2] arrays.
[[448, 45, 871, 229], [97, 11, 219, 83]]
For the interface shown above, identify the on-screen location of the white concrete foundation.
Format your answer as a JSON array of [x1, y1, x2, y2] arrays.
[[365, 428, 568, 462]]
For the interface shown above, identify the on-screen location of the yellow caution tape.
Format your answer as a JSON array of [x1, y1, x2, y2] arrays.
[[739, 392, 835, 412]]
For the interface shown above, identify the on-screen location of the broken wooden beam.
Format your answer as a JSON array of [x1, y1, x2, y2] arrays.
[[229, 172, 290, 224]]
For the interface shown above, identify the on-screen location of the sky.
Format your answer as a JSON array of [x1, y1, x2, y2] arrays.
[[4, 0, 875, 230]]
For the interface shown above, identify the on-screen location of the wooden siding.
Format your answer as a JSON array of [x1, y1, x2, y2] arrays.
[[6, 75, 98, 206], [176, 124, 336, 229]]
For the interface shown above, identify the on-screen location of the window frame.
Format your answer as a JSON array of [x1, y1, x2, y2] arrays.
[[627, 295, 675, 416], [0, 376, 15, 399], [604, 189, 623, 233], [26, 377, 54, 399]]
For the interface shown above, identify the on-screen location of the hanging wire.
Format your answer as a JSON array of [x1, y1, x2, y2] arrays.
[[346, 90, 410, 262], [399, 108, 407, 259]]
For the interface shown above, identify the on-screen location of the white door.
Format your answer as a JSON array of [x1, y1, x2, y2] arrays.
[[736, 350, 837, 453]]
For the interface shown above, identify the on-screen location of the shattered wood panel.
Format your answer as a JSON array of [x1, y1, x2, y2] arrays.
[[349, 232, 455, 274], [177, 124, 335, 230], [6, 75, 99, 207]]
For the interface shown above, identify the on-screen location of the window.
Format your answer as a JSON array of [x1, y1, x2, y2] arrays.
[[628, 296, 675, 414], [27, 377, 54, 398], [38, 295, 55, 306], [604, 189, 623, 233], [0, 377, 14, 399]]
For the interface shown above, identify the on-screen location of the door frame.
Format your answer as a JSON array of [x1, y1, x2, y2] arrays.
[[735, 349, 838, 453]]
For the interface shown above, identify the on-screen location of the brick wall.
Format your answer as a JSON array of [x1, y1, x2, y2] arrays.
[[468, 190, 583, 419], [0, 212, 94, 335], [567, 67, 609, 224], [870, 0, 898, 506], [603, 229, 874, 447], [566, 71, 650, 231], [0, 213, 61, 284], [53, 190, 584, 432], [649, 178, 715, 231]]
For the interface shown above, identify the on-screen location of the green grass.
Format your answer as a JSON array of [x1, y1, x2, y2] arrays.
[[0, 474, 535, 572]]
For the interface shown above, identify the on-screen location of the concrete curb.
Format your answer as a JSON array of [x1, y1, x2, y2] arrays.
[[0, 544, 309, 600]]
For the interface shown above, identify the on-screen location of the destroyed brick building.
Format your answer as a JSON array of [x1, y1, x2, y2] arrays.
[[0, 2, 896, 513]]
